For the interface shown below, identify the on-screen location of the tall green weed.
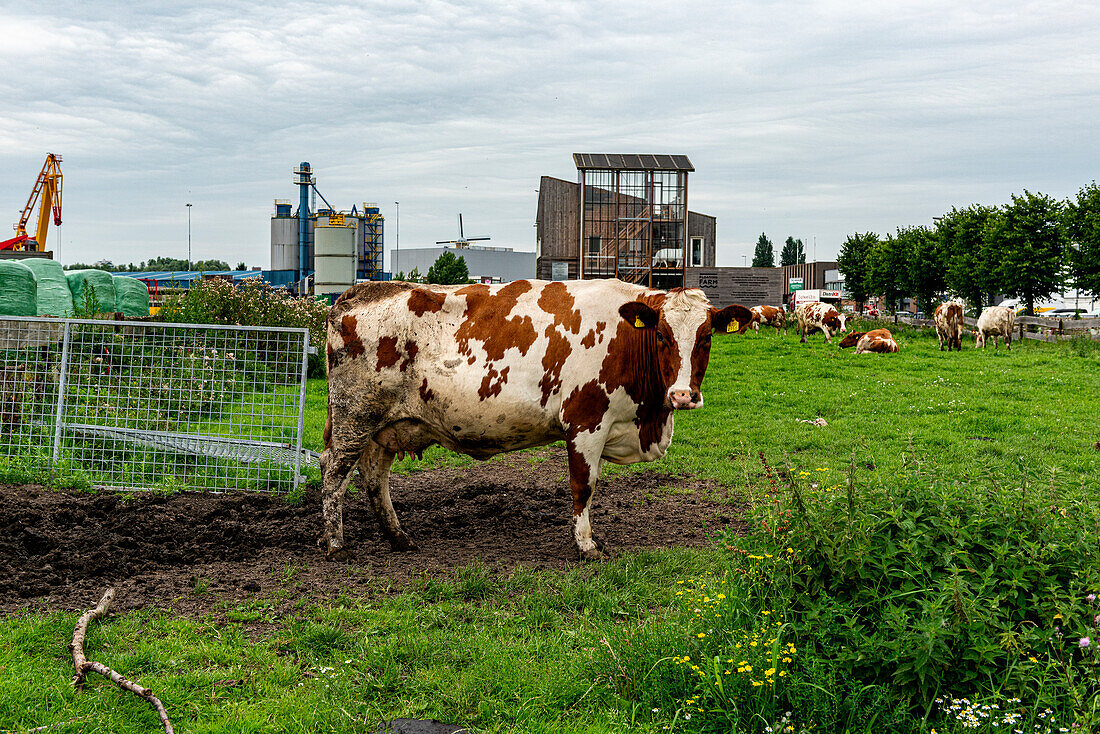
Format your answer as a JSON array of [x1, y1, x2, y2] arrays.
[[725, 452, 1100, 728]]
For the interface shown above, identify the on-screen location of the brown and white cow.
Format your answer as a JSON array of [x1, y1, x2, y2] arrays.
[[934, 300, 964, 351], [750, 305, 787, 335], [975, 305, 1016, 350], [320, 279, 751, 561], [795, 302, 847, 344], [855, 329, 899, 354]]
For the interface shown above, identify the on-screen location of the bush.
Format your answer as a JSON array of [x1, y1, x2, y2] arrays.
[[725, 453, 1100, 729], [159, 278, 329, 376]]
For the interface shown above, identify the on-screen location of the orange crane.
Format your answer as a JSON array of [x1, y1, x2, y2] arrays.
[[0, 153, 63, 252]]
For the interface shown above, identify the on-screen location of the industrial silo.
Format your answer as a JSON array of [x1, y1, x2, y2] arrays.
[[270, 200, 299, 272], [314, 219, 357, 298]]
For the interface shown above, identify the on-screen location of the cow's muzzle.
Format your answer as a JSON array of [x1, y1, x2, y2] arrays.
[[668, 389, 702, 410]]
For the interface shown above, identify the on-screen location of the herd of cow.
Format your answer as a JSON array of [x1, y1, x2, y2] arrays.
[[318, 279, 1019, 562]]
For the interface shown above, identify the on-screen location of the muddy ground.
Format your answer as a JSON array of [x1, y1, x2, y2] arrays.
[[0, 448, 745, 618]]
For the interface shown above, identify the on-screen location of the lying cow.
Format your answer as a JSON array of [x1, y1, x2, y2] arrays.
[[750, 305, 787, 335], [838, 328, 898, 353], [975, 305, 1016, 350], [934, 301, 964, 351], [321, 279, 752, 561], [795, 302, 847, 344]]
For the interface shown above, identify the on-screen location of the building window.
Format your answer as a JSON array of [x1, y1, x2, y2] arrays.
[[690, 237, 704, 267], [588, 236, 601, 255]]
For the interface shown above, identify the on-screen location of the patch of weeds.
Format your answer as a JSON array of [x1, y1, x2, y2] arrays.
[[290, 620, 352, 656], [279, 563, 306, 585], [455, 561, 493, 600], [190, 574, 210, 595], [418, 575, 456, 603], [225, 599, 276, 623]]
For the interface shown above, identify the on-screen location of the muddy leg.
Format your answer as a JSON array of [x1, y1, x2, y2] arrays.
[[566, 435, 605, 561], [355, 444, 417, 551], [319, 449, 360, 554]]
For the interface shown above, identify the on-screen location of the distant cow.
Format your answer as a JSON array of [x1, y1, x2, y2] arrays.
[[795, 302, 847, 344], [750, 305, 787, 335], [975, 306, 1016, 350], [321, 279, 752, 561], [838, 328, 899, 353], [934, 301, 964, 351]]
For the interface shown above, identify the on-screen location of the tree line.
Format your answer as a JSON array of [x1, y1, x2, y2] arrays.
[[752, 235, 807, 267], [64, 257, 243, 272], [836, 183, 1100, 316]]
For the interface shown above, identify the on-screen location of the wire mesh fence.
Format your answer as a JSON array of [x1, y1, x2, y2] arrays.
[[0, 315, 311, 492]]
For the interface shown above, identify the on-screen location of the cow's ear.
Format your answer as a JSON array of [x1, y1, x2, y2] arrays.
[[711, 304, 753, 334], [619, 301, 659, 329]]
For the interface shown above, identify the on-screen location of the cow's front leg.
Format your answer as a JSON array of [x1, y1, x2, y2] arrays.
[[566, 434, 605, 561], [320, 449, 359, 556], [355, 443, 417, 551]]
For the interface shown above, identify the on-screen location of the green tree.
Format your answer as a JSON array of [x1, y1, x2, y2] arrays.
[[986, 191, 1066, 315], [426, 253, 469, 284], [837, 232, 878, 311], [935, 205, 999, 309], [867, 233, 909, 315], [897, 225, 944, 316], [752, 233, 775, 267], [394, 267, 424, 283], [780, 236, 806, 267], [1066, 181, 1100, 296]]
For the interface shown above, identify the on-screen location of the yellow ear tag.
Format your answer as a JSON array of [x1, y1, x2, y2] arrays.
[[634, 317, 645, 328], [727, 320, 739, 333]]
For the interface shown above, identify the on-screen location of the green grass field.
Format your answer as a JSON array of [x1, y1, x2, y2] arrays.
[[3, 322, 1098, 733]]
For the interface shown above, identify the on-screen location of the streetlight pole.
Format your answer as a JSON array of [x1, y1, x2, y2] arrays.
[[394, 201, 400, 279], [186, 203, 192, 272]]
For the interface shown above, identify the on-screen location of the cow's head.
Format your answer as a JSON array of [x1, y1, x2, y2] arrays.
[[618, 291, 750, 411], [823, 309, 847, 333]]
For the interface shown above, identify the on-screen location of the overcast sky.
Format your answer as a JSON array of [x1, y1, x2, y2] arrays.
[[2, 1, 1098, 270]]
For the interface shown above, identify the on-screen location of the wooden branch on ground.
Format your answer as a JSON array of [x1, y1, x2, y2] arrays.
[[68, 587, 175, 734]]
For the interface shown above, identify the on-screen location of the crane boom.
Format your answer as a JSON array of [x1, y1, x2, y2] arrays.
[[1, 153, 63, 252]]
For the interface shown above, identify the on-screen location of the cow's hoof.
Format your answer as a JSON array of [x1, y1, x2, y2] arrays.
[[579, 547, 604, 562], [387, 531, 419, 552], [325, 545, 357, 562]]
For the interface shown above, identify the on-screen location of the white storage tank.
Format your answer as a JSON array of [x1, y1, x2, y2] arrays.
[[314, 219, 357, 297], [270, 215, 299, 271]]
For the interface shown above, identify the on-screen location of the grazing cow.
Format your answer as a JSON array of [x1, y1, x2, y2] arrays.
[[750, 305, 787, 335], [934, 301, 964, 351], [795, 302, 847, 344], [320, 279, 752, 561], [975, 306, 1016, 350]]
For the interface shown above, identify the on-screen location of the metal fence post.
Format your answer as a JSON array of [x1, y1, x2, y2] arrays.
[[51, 321, 72, 462], [293, 329, 311, 488]]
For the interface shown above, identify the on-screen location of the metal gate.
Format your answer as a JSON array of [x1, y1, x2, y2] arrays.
[[0, 316, 312, 492]]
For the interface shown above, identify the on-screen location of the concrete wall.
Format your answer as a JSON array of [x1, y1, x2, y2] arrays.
[[393, 246, 535, 282], [685, 267, 784, 308]]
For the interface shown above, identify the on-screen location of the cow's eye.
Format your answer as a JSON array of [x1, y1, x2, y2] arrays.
[[656, 332, 664, 343]]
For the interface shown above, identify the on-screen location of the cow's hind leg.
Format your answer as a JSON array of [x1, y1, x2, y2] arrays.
[[355, 443, 417, 551], [320, 449, 359, 556], [566, 435, 605, 561]]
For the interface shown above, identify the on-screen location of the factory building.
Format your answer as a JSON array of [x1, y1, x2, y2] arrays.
[[269, 162, 386, 297], [392, 244, 535, 283], [535, 154, 716, 289]]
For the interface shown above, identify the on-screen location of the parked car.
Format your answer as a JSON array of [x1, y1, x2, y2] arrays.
[[1039, 308, 1088, 319]]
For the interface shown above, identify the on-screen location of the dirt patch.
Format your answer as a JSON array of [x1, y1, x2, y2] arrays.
[[0, 448, 746, 618]]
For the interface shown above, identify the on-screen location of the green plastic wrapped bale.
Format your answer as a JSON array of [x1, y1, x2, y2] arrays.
[[113, 275, 150, 318], [19, 258, 74, 316], [0, 260, 38, 317], [65, 269, 117, 314]]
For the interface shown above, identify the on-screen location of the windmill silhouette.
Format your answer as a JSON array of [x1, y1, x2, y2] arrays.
[[435, 214, 490, 249]]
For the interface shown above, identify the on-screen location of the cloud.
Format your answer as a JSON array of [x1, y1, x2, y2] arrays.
[[0, 0, 1097, 268]]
